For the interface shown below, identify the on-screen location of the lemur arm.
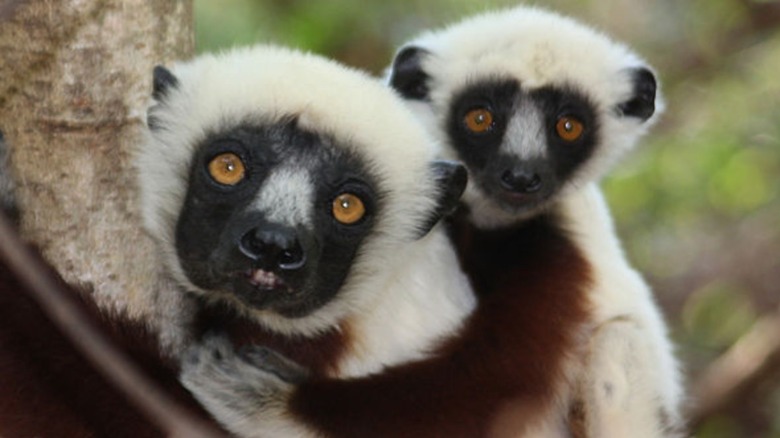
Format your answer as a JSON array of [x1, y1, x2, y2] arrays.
[[561, 186, 685, 438], [579, 318, 684, 438]]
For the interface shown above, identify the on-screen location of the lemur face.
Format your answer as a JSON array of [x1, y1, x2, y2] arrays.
[[137, 46, 466, 330], [174, 119, 382, 318], [388, 7, 660, 226], [443, 77, 602, 215]]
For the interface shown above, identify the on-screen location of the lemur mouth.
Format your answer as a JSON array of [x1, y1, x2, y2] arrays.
[[245, 268, 290, 293], [496, 190, 553, 214], [500, 190, 544, 204]]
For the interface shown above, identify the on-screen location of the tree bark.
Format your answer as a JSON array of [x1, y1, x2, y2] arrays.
[[0, 0, 193, 323]]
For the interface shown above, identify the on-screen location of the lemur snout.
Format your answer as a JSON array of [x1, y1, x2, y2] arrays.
[[239, 225, 306, 271], [500, 167, 542, 194]]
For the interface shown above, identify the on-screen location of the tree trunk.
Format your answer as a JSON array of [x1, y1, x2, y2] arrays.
[[0, 0, 193, 323]]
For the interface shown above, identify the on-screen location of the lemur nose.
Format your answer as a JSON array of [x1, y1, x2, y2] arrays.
[[239, 226, 306, 271], [500, 168, 542, 194]]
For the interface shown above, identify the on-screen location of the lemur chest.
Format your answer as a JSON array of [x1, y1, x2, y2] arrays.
[[193, 304, 351, 378], [446, 212, 594, 391]]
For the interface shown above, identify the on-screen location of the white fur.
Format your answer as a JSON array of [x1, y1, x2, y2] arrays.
[[137, 45, 476, 437], [252, 167, 314, 228], [559, 185, 682, 436], [389, 5, 682, 436], [503, 101, 548, 161], [337, 225, 474, 377]]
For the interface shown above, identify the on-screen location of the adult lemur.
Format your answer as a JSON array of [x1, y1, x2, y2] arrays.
[[138, 45, 475, 437], [176, 7, 683, 438]]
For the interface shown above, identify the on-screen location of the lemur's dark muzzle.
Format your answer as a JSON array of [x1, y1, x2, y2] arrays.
[[239, 223, 306, 272]]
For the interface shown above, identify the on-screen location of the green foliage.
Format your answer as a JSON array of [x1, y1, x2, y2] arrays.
[[682, 282, 756, 351], [697, 415, 744, 438]]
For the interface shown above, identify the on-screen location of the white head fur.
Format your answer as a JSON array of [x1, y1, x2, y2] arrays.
[[136, 46, 474, 353], [388, 6, 663, 228]]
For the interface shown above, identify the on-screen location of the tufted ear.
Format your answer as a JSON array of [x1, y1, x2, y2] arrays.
[[0, 129, 19, 224], [416, 160, 468, 239], [147, 66, 180, 131], [616, 67, 657, 122], [388, 46, 431, 101], [152, 65, 179, 101]]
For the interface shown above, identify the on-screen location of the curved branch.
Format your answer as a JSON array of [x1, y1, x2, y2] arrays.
[[687, 310, 780, 430]]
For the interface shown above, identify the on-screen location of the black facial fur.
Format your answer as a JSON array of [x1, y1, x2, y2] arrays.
[[388, 46, 431, 101], [446, 78, 520, 169], [532, 86, 599, 180], [447, 78, 599, 213], [616, 67, 656, 121], [175, 119, 381, 318]]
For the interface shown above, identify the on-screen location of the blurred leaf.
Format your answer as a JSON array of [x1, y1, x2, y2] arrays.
[[681, 282, 757, 349], [696, 415, 743, 438], [708, 148, 773, 214]]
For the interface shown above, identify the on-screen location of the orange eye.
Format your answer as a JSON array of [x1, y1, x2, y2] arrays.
[[556, 116, 584, 142], [208, 153, 246, 185], [332, 193, 366, 225], [463, 108, 494, 134]]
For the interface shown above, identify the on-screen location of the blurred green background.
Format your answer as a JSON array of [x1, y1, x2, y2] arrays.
[[194, 1, 780, 436]]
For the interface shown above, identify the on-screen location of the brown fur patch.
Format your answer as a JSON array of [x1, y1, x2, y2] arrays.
[[567, 396, 589, 438], [288, 211, 593, 437], [0, 249, 220, 437]]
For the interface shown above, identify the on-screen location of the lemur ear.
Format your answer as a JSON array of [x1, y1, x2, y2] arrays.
[[388, 46, 431, 101], [616, 67, 657, 122], [148, 66, 180, 131], [0, 129, 20, 224], [152, 65, 179, 101], [416, 160, 468, 239]]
